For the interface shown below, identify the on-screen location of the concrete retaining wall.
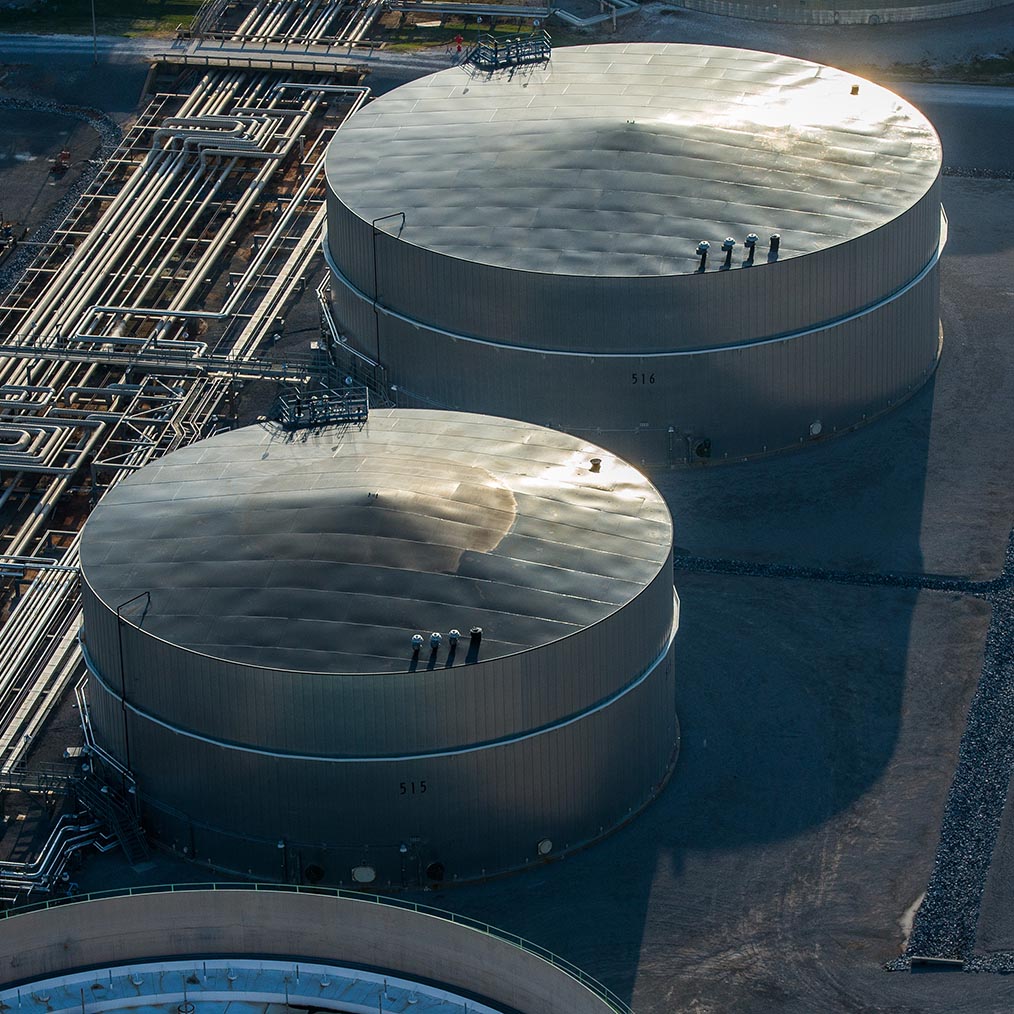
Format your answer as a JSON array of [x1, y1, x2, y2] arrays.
[[0, 889, 621, 1014]]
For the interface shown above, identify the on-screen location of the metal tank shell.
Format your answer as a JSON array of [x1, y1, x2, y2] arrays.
[[323, 43, 945, 465], [78, 411, 679, 887]]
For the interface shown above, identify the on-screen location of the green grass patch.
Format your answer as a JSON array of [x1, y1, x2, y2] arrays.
[[849, 51, 1014, 85], [1, 0, 202, 37], [374, 13, 588, 51]]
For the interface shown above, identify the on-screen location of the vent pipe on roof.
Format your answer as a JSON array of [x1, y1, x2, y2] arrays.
[[769, 234, 781, 261], [696, 241, 710, 273], [721, 237, 736, 270], [744, 233, 758, 265]]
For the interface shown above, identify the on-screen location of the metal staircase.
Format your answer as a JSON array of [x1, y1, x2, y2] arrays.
[[74, 776, 150, 867]]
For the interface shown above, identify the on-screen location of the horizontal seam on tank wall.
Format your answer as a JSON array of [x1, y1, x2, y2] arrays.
[[322, 206, 947, 360], [78, 595, 677, 764]]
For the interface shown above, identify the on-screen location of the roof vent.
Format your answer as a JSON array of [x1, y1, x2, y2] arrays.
[[590, 457, 602, 473], [696, 240, 710, 272], [769, 234, 781, 261], [411, 633, 424, 653], [744, 233, 758, 265], [851, 84, 860, 96], [721, 237, 736, 270]]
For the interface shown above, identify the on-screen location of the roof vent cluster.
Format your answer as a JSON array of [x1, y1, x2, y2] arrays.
[[410, 626, 482, 656], [695, 234, 780, 271]]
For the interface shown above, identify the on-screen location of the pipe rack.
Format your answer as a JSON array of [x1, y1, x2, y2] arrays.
[[0, 0, 374, 800]]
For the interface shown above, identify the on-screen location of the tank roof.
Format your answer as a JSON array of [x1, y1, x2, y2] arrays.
[[79, 411, 672, 675], [325, 43, 941, 278]]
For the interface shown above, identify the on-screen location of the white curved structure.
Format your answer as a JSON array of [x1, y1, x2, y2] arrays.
[[0, 887, 630, 1014]]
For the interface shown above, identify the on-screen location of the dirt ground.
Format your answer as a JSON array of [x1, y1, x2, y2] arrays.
[[0, 109, 100, 241]]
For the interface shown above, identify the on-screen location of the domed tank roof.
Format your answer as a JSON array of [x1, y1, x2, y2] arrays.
[[325, 43, 941, 277], [79, 410, 673, 674]]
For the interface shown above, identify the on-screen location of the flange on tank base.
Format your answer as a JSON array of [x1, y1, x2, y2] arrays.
[[125, 732, 680, 891]]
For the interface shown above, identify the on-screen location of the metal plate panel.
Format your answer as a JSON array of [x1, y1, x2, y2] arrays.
[[91, 638, 677, 886], [329, 264, 940, 464], [81, 557, 676, 754]]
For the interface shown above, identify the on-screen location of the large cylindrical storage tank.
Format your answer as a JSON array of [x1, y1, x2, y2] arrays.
[[78, 410, 678, 887], [323, 43, 944, 466]]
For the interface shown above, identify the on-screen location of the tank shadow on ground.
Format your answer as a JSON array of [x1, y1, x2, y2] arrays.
[[430, 376, 942, 1011]]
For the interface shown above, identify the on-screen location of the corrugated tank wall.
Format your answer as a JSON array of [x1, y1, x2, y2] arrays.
[[90, 643, 676, 884], [328, 247, 941, 463], [81, 558, 679, 886], [326, 178, 941, 354]]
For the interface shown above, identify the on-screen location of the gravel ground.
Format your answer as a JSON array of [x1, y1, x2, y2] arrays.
[[970, 755, 1014, 963], [893, 533, 1014, 963], [0, 96, 120, 294]]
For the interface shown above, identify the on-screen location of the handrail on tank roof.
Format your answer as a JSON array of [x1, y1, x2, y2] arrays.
[[0, 881, 634, 1014]]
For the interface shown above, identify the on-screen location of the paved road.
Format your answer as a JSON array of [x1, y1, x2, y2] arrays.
[[0, 33, 164, 58], [893, 83, 1014, 171]]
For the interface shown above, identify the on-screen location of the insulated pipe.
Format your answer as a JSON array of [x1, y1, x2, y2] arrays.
[[38, 151, 198, 342], [0, 818, 101, 888], [58, 77, 251, 334], [75, 83, 364, 335], [199, 147, 284, 168], [0, 10, 359, 767]]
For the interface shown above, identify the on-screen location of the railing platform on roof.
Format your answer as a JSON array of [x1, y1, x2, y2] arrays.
[[276, 383, 370, 428], [466, 29, 551, 71]]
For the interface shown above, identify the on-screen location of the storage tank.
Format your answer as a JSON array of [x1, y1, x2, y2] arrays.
[[0, 888, 630, 1014], [79, 410, 678, 886], [323, 43, 945, 466]]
